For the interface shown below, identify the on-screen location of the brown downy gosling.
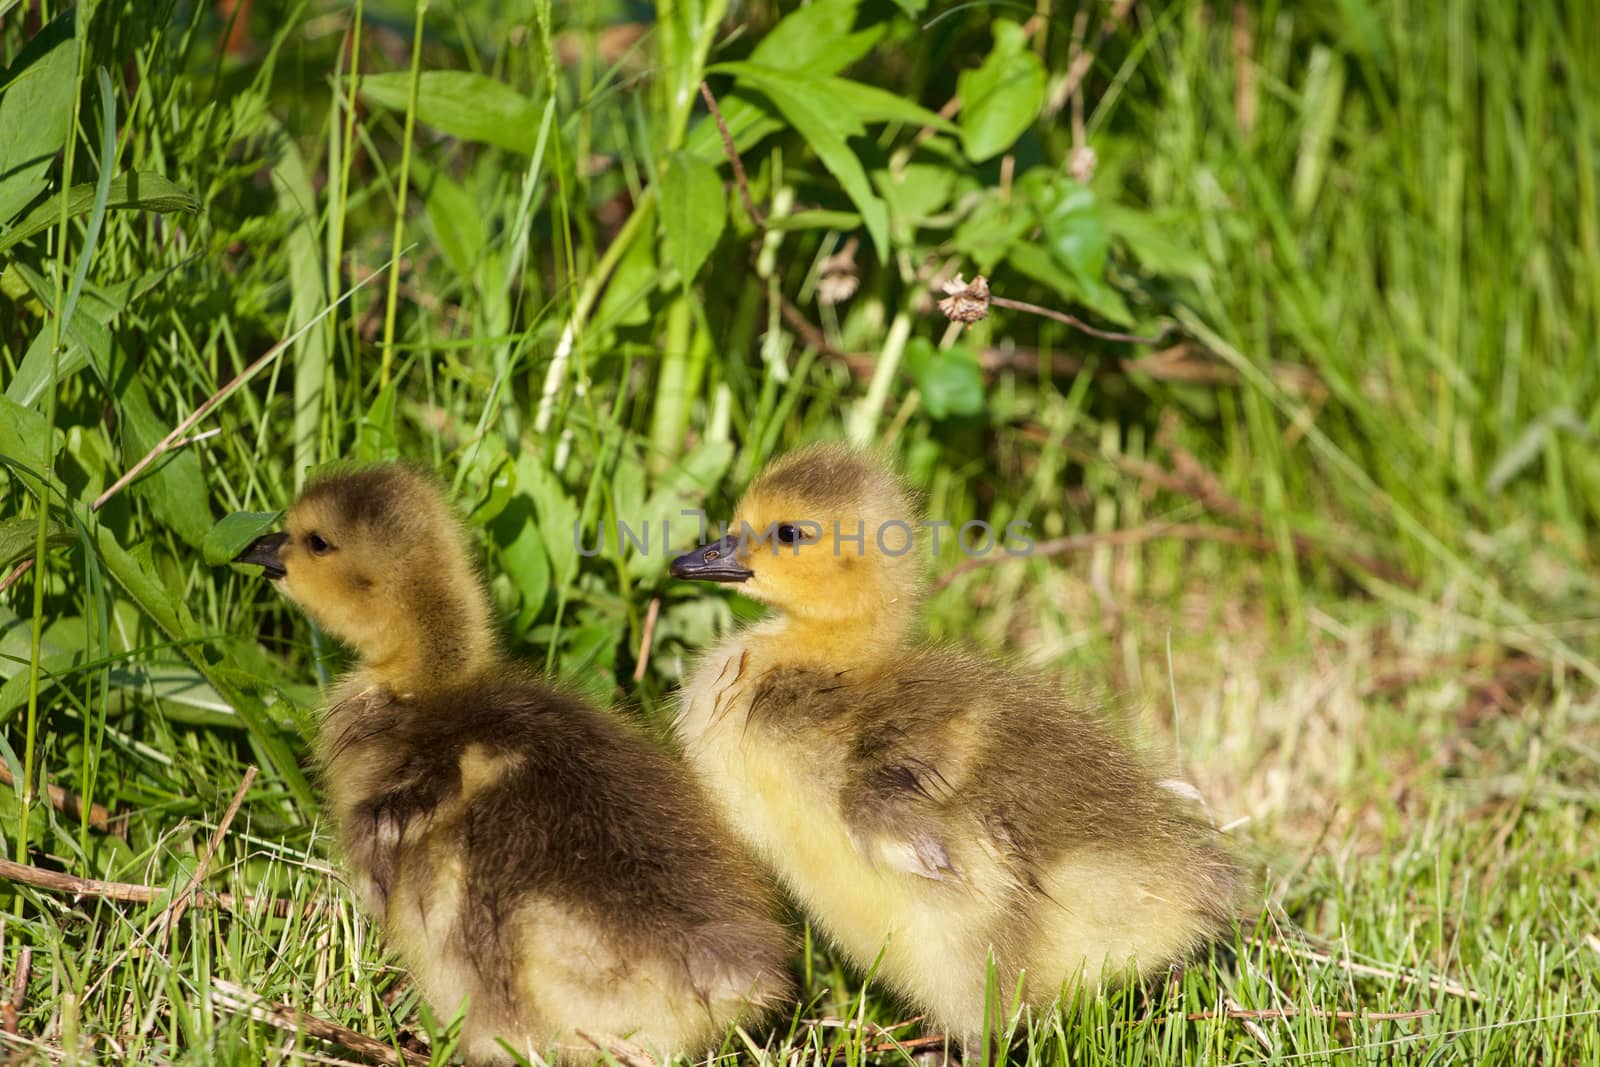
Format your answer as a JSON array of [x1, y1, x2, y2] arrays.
[[669, 444, 1240, 1040], [236, 462, 791, 1064]]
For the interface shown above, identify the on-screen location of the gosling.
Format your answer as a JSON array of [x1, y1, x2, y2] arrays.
[[669, 444, 1240, 1041], [236, 462, 791, 1064]]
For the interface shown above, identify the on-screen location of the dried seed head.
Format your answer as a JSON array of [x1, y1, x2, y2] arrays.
[[1068, 145, 1098, 184], [938, 274, 991, 324], [817, 238, 860, 307]]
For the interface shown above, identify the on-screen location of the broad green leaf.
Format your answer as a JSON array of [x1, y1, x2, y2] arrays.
[[204, 511, 281, 567], [113, 372, 212, 549], [80, 508, 315, 809], [1036, 175, 1108, 281], [359, 71, 541, 154], [0, 171, 200, 254], [684, 0, 883, 164], [709, 63, 889, 259], [748, 0, 870, 72], [0, 515, 69, 571], [659, 151, 726, 283], [5, 261, 122, 408], [492, 479, 551, 630], [823, 78, 955, 133], [957, 20, 1046, 163], [356, 380, 399, 461], [873, 162, 957, 230], [904, 337, 984, 419], [467, 452, 516, 526], [0, 395, 54, 470], [423, 170, 486, 280], [951, 188, 1035, 272], [0, 11, 78, 226]]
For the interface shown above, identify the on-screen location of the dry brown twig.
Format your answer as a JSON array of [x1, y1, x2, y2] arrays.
[[698, 80, 763, 227], [0, 559, 33, 596], [0, 856, 309, 918], [1, 946, 30, 1035], [209, 979, 429, 1067], [160, 765, 257, 940], [1254, 936, 1482, 1003], [631, 596, 661, 683], [0, 762, 124, 837], [936, 273, 1173, 346]]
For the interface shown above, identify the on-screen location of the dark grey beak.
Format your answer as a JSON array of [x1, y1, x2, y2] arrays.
[[235, 532, 289, 580], [669, 533, 752, 583]]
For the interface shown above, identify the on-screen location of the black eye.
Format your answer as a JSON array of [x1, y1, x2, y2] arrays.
[[305, 532, 333, 555], [776, 524, 799, 544]]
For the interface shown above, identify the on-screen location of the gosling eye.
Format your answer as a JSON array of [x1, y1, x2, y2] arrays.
[[305, 531, 334, 556], [776, 524, 800, 545]]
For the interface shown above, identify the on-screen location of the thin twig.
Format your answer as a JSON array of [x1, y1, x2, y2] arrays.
[[819, 1033, 951, 1057], [988, 294, 1172, 345], [1, 946, 29, 1035], [1226, 995, 1276, 1054], [1045, 0, 1135, 117], [1255, 936, 1482, 1002], [776, 295, 874, 375], [632, 597, 661, 683], [209, 979, 428, 1067], [0, 856, 309, 918], [699, 80, 763, 226], [0, 762, 123, 837], [0, 559, 33, 596], [92, 271, 380, 512], [931, 522, 1275, 593], [161, 766, 257, 940]]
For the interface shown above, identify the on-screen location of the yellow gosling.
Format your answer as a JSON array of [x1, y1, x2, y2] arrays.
[[669, 444, 1240, 1041], [237, 461, 791, 1065]]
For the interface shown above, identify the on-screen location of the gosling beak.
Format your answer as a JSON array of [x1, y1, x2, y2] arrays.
[[669, 533, 753, 583], [235, 532, 290, 581]]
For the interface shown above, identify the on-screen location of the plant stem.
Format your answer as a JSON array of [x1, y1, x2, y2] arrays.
[[378, 0, 427, 390]]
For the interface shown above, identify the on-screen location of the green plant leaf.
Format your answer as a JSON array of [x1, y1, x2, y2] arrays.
[[423, 169, 485, 280], [904, 337, 984, 419], [0, 515, 69, 570], [747, 0, 871, 72], [81, 507, 316, 810], [359, 71, 541, 154], [113, 373, 212, 549], [356, 380, 399, 461], [492, 469, 551, 630], [204, 511, 281, 568], [1036, 175, 1108, 281], [956, 20, 1046, 163], [659, 151, 726, 283], [709, 62, 889, 259], [0, 11, 78, 226], [0, 171, 199, 254], [823, 78, 955, 132]]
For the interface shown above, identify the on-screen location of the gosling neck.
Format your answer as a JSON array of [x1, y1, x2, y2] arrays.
[[357, 592, 499, 697], [757, 598, 916, 672]]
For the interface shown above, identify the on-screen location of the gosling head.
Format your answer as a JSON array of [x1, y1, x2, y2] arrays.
[[671, 445, 923, 643], [236, 462, 497, 693]]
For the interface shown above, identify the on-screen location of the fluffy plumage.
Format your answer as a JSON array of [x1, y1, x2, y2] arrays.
[[669, 444, 1240, 1039], [239, 462, 791, 1064]]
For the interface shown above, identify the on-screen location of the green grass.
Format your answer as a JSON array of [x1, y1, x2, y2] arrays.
[[2, 0, 1598, 1063]]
